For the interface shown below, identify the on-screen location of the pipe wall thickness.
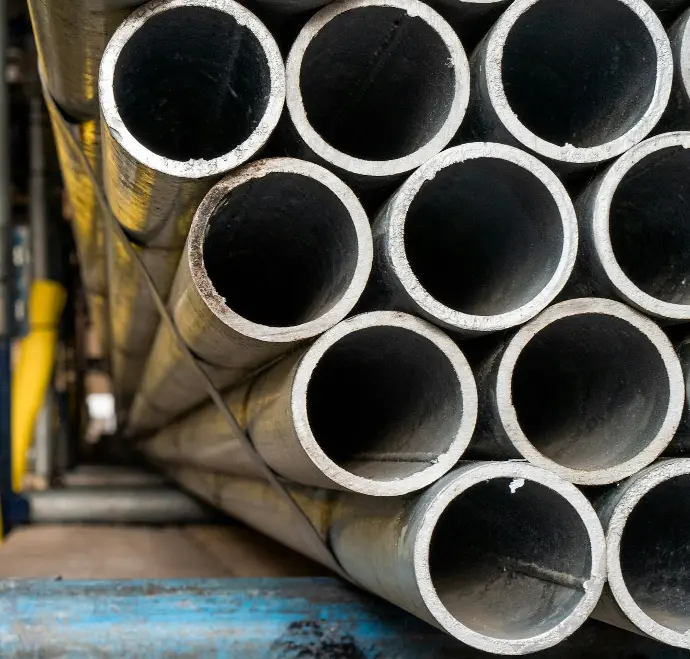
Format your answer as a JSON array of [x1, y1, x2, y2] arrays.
[[464, 0, 673, 172], [168, 462, 605, 655], [593, 459, 690, 649], [573, 132, 690, 322], [470, 298, 684, 485], [99, 0, 285, 252], [129, 158, 373, 432], [361, 143, 577, 335], [284, 0, 470, 192], [144, 312, 477, 495]]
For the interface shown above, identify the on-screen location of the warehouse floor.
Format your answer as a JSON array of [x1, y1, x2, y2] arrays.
[[0, 525, 326, 579]]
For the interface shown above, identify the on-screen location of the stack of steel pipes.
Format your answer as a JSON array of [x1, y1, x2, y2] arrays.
[[32, 0, 690, 653]]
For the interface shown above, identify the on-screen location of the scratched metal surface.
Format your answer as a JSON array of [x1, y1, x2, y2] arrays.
[[0, 578, 687, 658]]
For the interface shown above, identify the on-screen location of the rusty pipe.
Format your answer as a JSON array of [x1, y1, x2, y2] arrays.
[[471, 298, 684, 485], [167, 462, 606, 654], [143, 312, 477, 495], [361, 143, 577, 335], [128, 158, 373, 432]]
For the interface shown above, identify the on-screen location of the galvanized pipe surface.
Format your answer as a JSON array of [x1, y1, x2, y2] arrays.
[[144, 311, 477, 495], [660, 8, 690, 130], [284, 0, 470, 190], [471, 298, 684, 485], [573, 132, 690, 322], [361, 143, 577, 335], [99, 0, 285, 250], [29, 0, 142, 120], [25, 487, 213, 524], [464, 0, 673, 171], [593, 459, 690, 649], [44, 93, 106, 297], [129, 158, 373, 432], [169, 462, 606, 654]]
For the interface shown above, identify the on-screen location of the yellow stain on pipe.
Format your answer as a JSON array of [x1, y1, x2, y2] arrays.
[[11, 279, 66, 492]]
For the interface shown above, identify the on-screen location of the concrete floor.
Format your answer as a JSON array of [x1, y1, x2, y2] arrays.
[[0, 524, 326, 579]]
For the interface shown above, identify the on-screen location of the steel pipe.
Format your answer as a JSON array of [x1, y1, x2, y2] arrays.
[[25, 487, 213, 524], [593, 459, 690, 649], [659, 10, 690, 130], [574, 132, 690, 322], [471, 298, 684, 485], [44, 93, 106, 297], [144, 312, 477, 495], [362, 143, 577, 335], [464, 0, 673, 171], [29, 0, 142, 121], [99, 0, 285, 250], [284, 0, 469, 189], [168, 462, 605, 654], [128, 158, 373, 432]]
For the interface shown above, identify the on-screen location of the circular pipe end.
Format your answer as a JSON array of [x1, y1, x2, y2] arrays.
[[286, 0, 470, 179], [384, 142, 577, 334], [483, 0, 673, 166], [604, 459, 690, 648], [291, 311, 478, 496], [415, 462, 606, 654], [99, 0, 285, 179], [591, 132, 690, 321], [187, 157, 373, 343], [495, 298, 684, 485]]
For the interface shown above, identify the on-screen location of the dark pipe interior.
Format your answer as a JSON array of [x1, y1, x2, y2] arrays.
[[620, 474, 690, 633], [501, 0, 658, 148], [307, 325, 464, 480], [609, 145, 690, 305], [511, 314, 670, 471], [404, 157, 564, 316], [203, 172, 359, 327], [430, 478, 591, 639], [300, 6, 457, 160], [114, 7, 271, 161]]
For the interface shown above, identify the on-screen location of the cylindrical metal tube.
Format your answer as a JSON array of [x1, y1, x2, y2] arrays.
[[573, 132, 690, 322], [361, 143, 577, 335], [29, 0, 142, 121], [464, 0, 673, 171], [144, 312, 478, 495], [44, 92, 106, 297], [284, 0, 470, 190], [169, 462, 605, 654], [593, 459, 690, 649], [128, 158, 373, 432], [99, 0, 285, 250], [26, 487, 213, 524], [660, 8, 690, 130], [471, 298, 684, 485]]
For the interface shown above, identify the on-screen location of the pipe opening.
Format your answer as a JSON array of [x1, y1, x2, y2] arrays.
[[609, 145, 690, 305], [113, 7, 271, 161], [203, 172, 359, 327], [306, 325, 464, 480], [404, 157, 564, 316], [430, 477, 591, 640], [619, 474, 690, 633], [511, 314, 670, 471], [299, 6, 456, 161], [501, 0, 658, 149]]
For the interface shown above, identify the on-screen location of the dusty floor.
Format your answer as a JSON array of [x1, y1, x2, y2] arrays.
[[0, 524, 326, 579]]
